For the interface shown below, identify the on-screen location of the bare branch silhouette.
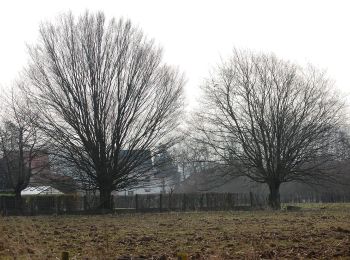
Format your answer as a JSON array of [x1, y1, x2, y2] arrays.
[[26, 12, 184, 209], [196, 49, 344, 209], [0, 84, 48, 208]]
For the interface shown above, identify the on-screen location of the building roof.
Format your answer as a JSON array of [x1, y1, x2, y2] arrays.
[[21, 186, 63, 195]]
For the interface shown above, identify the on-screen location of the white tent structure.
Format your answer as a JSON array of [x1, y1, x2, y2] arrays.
[[21, 186, 63, 195]]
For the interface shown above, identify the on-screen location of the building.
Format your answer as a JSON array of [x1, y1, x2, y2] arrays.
[[116, 148, 181, 195], [21, 186, 63, 196], [0, 151, 77, 195]]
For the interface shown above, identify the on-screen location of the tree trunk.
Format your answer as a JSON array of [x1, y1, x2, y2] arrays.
[[99, 186, 113, 211], [268, 182, 281, 210], [14, 190, 23, 211], [97, 167, 113, 211]]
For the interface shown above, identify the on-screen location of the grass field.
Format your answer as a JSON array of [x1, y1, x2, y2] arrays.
[[0, 203, 350, 259]]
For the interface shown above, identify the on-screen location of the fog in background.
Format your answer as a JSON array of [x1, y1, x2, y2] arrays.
[[1, 0, 350, 110]]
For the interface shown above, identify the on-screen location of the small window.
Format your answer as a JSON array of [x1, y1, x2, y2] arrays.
[[128, 191, 134, 196], [144, 188, 151, 192]]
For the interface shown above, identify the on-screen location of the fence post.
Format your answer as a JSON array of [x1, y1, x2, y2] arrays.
[[249, 192, 254, 208], [55, 196, 59, 215], [61, 251, 69, 260], [168, 193, 172, 211], [199, 194, 203, 210], [182, 194, 187, 211], [135, 194, 138, 212], [226, 193, 229, 210], [110, 195, 114, 211], [83, 195, 87, 211], [0, 197, 3, 216], [206, 193, 209, 210], [159, 193, 163, 212]]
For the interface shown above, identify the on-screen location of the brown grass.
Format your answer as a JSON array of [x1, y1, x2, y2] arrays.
[[0, 203, 350, 259]]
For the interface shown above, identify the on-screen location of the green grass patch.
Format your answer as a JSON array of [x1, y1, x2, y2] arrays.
[[0, 193, 14, 197]]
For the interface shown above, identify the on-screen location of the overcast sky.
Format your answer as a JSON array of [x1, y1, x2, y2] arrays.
[[1, 0, 349, 108]]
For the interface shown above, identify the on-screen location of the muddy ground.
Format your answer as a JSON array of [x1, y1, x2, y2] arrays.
[[0, 203, 349, 259]]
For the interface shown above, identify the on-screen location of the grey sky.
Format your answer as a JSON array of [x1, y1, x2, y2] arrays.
[[1, 0, 349, 108]]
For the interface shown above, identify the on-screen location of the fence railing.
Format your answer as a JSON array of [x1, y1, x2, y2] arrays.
[[114, 192, 263, 212], [0, 195, 84, 215], [281, 192, 350, 203], [1, 191, 350, 215]]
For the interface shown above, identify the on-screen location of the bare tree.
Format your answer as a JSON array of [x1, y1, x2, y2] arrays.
[[337, 129, 350, 160], [0, 86, 47, 208], [171, 136, 215, 180], [26, 12, 184, 209], [154, 144, 180, 193], [196, 49, 344, 209]]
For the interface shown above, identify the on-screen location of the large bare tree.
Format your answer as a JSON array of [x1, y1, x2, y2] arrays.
[[26, 12, 184, 209], [196, 49, 344, 209]]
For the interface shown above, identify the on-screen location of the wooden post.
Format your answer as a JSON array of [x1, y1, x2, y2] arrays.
[[227, 193, 232, 210], [159, 193, 163, 212], [199, 194, 203, 211], [135, 194, 138, 212], [206, 193, 209, 210], [55, 196, 59, 215], [61, 251, 69, 260], [182, 194, 187, 211], [249, 191, 254, 208], [110, 195, 114, 211], [83, 195, 87, 211], [177, 253, 188, 260], [168, 193, 172, 211]]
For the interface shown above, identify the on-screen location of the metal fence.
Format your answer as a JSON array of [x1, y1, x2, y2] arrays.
[[114, 192, 262, 212], [1, 191, 350, 215], [0, 195, 84, 215]]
